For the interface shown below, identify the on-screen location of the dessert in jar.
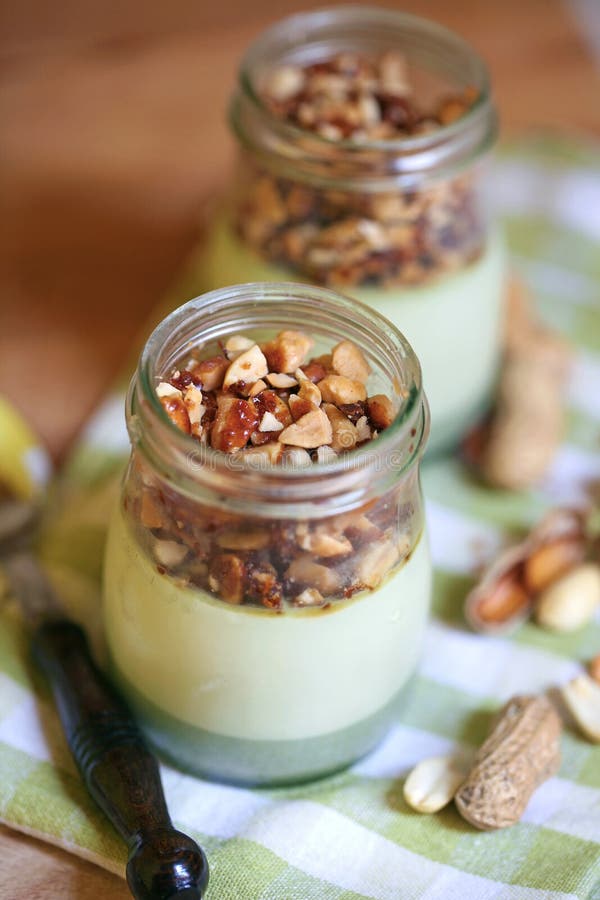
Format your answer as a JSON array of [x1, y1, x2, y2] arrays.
[[103, 283, 431, 786], [197, 7, 504, 453]]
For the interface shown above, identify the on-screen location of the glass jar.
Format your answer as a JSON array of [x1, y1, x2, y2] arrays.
[[195, 6, 504, 454], [103, 283, 431, 786]]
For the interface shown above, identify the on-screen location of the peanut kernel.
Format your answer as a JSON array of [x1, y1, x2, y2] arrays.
[[279, 408, 332, 449], [318, 374, 367, 405]]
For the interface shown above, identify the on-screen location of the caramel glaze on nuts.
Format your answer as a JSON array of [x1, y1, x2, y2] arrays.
[[126, 328, 419, 611], [232, 52, 483, 290], [156, 330, 382, 462]]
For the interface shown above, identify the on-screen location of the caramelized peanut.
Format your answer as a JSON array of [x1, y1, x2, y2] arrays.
[[331, 340, 371, 383], [209, 554, 246, 604], [223, 344, 268, 389], [279, 408, 332, 448], [263, 330, 314, 373], [158, 392, 191, 434], [367, 394, 395, 429], [323, 403, 358, 452], [191, 355, 228, 391], [211, 395, 259, 452], [318, 375, 367, 405]]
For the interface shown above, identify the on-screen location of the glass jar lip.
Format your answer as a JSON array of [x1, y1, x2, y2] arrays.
[[131, 282, 428, 513], [236, 5, 494, 154]]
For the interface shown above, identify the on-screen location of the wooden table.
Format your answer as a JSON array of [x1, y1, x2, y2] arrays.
[[0, 1, 598, 894]]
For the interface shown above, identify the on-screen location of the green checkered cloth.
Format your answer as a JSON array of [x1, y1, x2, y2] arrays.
[[1, 136, 599, 899]]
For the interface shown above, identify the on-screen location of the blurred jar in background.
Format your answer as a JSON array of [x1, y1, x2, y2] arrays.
[[197, 7, 504, 454]]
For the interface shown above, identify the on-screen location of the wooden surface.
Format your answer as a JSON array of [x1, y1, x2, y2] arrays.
[[0, 1, 598, 895]]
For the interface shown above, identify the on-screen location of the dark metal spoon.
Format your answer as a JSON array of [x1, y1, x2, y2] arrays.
[[1, 500, 209, 900]]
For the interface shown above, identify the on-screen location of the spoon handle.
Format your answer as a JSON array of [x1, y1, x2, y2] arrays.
[[32, 619, 209, 900]]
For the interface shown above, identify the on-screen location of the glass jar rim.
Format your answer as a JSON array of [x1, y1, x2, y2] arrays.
[[231, 5, 497, 188], [129, 282, 429, 517]]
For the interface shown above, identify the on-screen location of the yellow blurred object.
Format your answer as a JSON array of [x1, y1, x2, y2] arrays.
[[0, 396, 51, 499]]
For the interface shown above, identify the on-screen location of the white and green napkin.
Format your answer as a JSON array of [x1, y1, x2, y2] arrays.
[[0, 136, 599, 899]]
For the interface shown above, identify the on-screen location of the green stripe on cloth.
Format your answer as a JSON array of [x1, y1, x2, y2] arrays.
[[422, 459, 550, 530], [201, 838, 290, 900], [398, 678, 496, 746], [1, 744, 125, 864], [512, 827, 599, 896], [456, 824, 599, 895], [514, 618, 600, 663]]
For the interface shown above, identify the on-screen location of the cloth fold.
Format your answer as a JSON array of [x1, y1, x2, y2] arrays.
[[1, 136, 599, 899]]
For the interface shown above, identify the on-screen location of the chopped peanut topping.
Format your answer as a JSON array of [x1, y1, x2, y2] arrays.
[[266, 372, 298, 389], [156, 382, 181, 399], [223, 344, 269, 389], [283, 447, 312, 467], [288, 394, 317, 421], [323, 403, 358, 452], [355, 415, 372, 443], [191, 356, 228, 391], [248, 379, 268, 397], [259, 411, 284, 432], [286, 555, 342, 595], [140, 326, 415, 611], [140, 492, 164, 529], [158, 392, 191, 434], [211, 395, 259, 452], [263, 330, 314, 373], [183, 385, 205, 436], [225, 334, 255, 355], [297, 524, 352, 558], [242, 443, 284, 465], [153, 539, 188, 568], [217, 530, 270, 551], [332, 341, 371, 384], [264, 65, 307, 102], [279, 408, 332, 449], [235, 52, 482, 290], [316, 445, 338, 464], [367, 394, 395, 429], [356, 539, 400, 589], [209, 554, 245, 604], [298, 379, 322, 407], [318, 375, 367, 405], [262, 51, 478, 144], [155, 329, 396, 464], [293, 587, 326, 608]]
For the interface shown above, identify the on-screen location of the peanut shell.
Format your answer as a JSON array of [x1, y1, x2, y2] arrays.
[[455, 695, 562, 830]]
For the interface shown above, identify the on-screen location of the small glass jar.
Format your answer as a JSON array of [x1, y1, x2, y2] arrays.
[[196, 6, 505, 453], [103, 283, 431, 786]]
